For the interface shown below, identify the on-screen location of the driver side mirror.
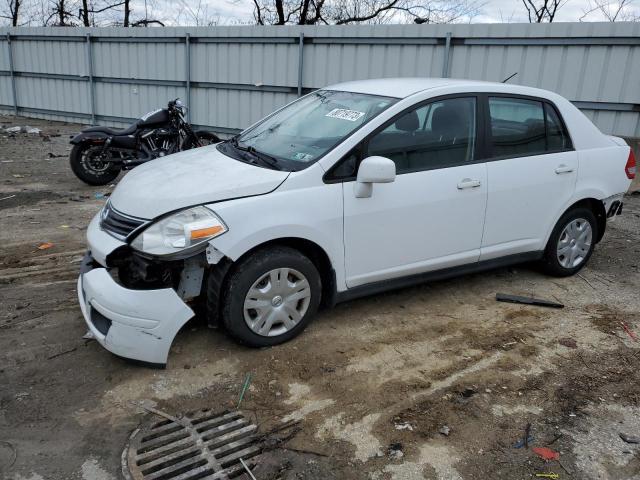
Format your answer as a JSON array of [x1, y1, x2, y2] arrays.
[[354, 156, 396, 198]]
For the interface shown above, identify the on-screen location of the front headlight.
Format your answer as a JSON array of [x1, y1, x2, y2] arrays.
[[130, 206, 227, 256]]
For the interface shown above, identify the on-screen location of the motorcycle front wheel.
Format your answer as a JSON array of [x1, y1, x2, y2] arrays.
[[69, 144, 120, 186], [183, 131, 220, 150]]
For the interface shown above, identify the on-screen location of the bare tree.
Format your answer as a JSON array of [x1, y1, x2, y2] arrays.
[[1, 0, 21, 25], [521, 0, 568, 22], [78, 0, 127, 26], [251, 0, 483, 25], [174, 0, 220, 26], [580, 0, 639, 21], [46, 0, 77, 25]]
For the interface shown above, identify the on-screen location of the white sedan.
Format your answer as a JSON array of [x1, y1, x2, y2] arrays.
[[78, 78, 635, 365]]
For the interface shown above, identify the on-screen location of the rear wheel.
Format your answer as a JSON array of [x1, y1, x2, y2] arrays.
[[69, 144, 120, 186], [541, 207, 597, 277], [219, 247, 321, 347]]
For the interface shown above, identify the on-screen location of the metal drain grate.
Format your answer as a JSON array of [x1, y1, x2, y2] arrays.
[[123, 408, 260, 480]]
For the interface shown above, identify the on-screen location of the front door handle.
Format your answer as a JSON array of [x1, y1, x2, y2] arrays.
[[555, 164, 574, 174], [457, 178, 481, 189]]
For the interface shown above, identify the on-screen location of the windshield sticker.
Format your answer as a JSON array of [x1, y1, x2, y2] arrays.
[[292, 152, 314, 162], [325, 108, 365, 122]]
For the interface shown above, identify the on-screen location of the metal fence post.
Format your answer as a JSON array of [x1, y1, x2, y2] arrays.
[[297, 33, 304, 97], [85, 33, 96, 124], [185, 33, 191, 122], [441, 32, 452, 78], [6, 34, 18, 116]]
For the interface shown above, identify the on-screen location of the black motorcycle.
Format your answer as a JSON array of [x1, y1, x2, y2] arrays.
[[69, 99, 219, 185]]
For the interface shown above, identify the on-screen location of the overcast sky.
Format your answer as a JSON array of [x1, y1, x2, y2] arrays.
[[200, 0, 639, 24]]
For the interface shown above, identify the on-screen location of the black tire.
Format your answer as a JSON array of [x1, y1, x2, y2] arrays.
[[219, 246, 322, 347], [69, 144, 120, 186], [183, 131, 220, 150], [540, 207, 598, 277]]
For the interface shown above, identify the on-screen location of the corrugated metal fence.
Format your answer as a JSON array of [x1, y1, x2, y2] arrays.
[[1, 22, 639, 139]]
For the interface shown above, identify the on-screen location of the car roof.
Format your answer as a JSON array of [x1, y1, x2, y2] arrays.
[[323, 77, 516, 99]]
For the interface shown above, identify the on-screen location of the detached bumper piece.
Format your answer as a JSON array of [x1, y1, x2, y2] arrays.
[[78, 252, 194, 365], [606, 200, 623, 218]]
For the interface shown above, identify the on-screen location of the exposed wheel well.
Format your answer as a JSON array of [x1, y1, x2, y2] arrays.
[[206, 238, 337, 327], [564, 198, 606, 243]]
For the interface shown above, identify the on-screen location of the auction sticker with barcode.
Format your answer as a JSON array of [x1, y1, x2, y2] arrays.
[[325, 108, 365, 121]]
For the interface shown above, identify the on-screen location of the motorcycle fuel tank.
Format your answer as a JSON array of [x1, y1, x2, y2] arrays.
[[138, 109, 170, 127]]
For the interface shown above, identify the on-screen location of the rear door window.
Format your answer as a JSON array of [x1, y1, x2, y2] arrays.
[[545, 104, 569, 151], [488, 97, 571, 159]]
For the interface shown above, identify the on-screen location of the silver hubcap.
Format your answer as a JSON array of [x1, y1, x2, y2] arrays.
[[557, 218, 592, 268], [243, 268, 311, 337]]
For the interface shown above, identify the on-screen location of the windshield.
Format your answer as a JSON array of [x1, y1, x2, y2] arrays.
[[220, 90, 397, 170]]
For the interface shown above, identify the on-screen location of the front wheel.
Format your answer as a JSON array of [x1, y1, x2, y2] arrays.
[[541, 207, 597, 277], [69, 144, 120, 186], [183, 131, 220, 150], [218, 246, 322, 347]]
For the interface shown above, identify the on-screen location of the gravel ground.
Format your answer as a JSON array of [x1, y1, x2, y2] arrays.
[[1, 115, 639, 480]]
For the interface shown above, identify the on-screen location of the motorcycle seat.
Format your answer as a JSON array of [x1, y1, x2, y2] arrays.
[[83, 123, 138, 136]]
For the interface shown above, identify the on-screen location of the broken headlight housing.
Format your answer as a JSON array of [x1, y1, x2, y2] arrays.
[[130, 206, 227, 257]]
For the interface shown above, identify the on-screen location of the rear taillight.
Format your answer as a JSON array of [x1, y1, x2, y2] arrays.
[[626, 149, 636, 180]]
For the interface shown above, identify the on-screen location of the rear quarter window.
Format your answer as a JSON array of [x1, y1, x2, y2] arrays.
[[488, 97, 572, 159]]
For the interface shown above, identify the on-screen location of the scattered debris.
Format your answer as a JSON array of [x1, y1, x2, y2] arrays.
[[0, 194, 16, 201], [524, 423, 532, 448], [94, 192, 111, 199], [532, 447, 560, 461], [439, 425, 450, 436], [5, 126, 21, 133], [558, 337, 578, 349], [619, 433, 640, 444], [620, 322, 638, 342], [461, 387, 476, 398], [240, 458, 258, 480], [25, 126, 42, 135], [47, 347, 77, 359], [238, 372, 252, 408], [387, 442, 404, 460], [47, 152, 65, 158], [513, 435, 535, 449], [395, 422, 414, 431], [577, 273, 596, 289], [12, 174, 24, 178], [496, 293, 564, 309], [535, 473, 559, 479], [37, 242, 54, 250]]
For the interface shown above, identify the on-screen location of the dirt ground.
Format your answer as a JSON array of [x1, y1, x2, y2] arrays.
[[1, 114, 639, 480]]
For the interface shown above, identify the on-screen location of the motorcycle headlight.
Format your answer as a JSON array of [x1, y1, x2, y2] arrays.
[[130, 206, 227, 256]]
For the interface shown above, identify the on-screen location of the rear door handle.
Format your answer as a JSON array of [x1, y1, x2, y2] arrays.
[[555, 164, 574, 174], [457, 178, 481, 189]]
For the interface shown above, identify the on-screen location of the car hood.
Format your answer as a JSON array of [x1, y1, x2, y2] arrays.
[[109, 145, 290, 219]]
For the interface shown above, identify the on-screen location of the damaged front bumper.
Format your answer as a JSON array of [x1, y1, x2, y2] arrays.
[[77, 214, 197, 366], [78, 253, 194, 366]]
